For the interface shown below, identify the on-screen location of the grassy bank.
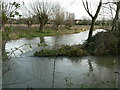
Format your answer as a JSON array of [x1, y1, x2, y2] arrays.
[[5, 25, 111, 40], [5, 24, 118, 57], [34, 45, 89, 57], [34, 30, 119, 57], [5, 26, 84, 40]]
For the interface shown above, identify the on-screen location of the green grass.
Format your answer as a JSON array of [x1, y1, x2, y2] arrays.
[[34, 30, 119, 57], [5, 26, 73, 40], [4, 25, 111, 40], [34, 45, 89, 57], [4, 26, 65, 39]]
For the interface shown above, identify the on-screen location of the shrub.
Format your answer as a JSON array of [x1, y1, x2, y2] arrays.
[[84, 31, 119, 55]]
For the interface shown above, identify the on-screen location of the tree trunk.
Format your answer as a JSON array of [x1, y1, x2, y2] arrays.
[[111, 1, 120, 31], [39, 22, 45, 32], [87, 17, 96, 41], [2, 27, 9, 61], [2, 17, 8, 30], [27, 20, 32, 29], [40, 37, 44, 44], [55, 24, 60, 31], [2, 40, 7, 61], [85, 0, 102, 42], [1, 22, 6, 32], [2, 30, 8, 61]]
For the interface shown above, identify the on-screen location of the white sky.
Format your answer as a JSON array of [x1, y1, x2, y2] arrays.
[[5, 0, 117, 19]]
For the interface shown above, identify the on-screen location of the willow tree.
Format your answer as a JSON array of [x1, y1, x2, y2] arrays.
[[52, 3, 65, 30], [82, 0, 102, 41], [65, 12, 75, 29], [26, 17, 33, 28], [30, 0, 54, 32]]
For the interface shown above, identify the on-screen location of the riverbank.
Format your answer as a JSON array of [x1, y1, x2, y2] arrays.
[[3, 28, 118, 88], [34, 30, 119, 57], [5, 25, 111, 40]]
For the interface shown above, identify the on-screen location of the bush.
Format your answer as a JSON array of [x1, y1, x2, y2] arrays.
[[84, 31, 119, 55]]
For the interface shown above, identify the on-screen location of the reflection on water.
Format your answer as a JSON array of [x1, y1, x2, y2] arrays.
[[3, 56, 118, 88], [5, 29, 106, 56], [3, 29, 119, 88], [88, 59, 94, 76]]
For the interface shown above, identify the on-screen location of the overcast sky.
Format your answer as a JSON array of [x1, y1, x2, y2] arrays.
[[5, 0, 117, 19]]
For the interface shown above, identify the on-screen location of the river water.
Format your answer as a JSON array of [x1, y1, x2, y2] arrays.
[[3, 29, 119, 88]]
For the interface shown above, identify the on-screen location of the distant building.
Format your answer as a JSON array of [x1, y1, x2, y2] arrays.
[[74, 19, 81, 24]]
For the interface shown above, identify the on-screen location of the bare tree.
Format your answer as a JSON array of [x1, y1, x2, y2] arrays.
[[22, 3, 34, 28], [1, 1, 21, 61], [30, 0, 54, 32], [26, 17, 33, 28], [52, 3, 65, 30], [65, 12, 75, 29], [111, 1, 120, 31], [103, 1, 120, 31], [82, 0, 102, 41]]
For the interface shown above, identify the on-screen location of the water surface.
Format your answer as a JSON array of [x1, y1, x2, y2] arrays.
[[3, 29, 119, 88]]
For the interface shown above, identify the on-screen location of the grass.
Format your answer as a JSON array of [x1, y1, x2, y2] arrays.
[[34, 30, 119, 57], [4, 24, 117, 57], [34, 45, 89, 57], [5, 25, 85, 40], [4, 24, 111, 40]]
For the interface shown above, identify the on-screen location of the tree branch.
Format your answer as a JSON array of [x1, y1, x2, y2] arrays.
[[82, 0, 93, 18]]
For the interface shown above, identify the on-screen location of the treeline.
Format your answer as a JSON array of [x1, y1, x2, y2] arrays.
[[1, 1, 75, 31], [75, 19, 113, 26], [7, 18, 113, 26]]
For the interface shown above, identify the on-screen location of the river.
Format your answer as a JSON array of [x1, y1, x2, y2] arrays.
[[3, 29, 119, 88]]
